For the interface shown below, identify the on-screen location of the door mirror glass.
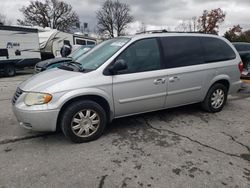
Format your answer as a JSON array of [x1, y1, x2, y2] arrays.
[[109, 59, 127, 75]]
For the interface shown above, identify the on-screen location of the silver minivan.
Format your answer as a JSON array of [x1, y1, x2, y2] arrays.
[[12, 32, 242, 143]]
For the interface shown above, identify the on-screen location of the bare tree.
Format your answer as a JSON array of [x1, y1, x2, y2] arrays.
[[0, 13, 12, 25], [17, 0, 79, 32], [96, 0, 133, 37], [96, 0, 115, 37], [190, 17, 200, 32], [175, 17, 200, 32], [136, 21, 147, 33], [175, 21, 189, 32], [113, 0, 133, 36], [198, 8, 226, 35]]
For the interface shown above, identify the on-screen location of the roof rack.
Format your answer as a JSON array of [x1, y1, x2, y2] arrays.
[[136, 29, 204, 35], [136, 29, 168, 35]]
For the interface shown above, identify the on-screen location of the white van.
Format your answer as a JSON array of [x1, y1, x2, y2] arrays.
[[0, 25, 41, 76]]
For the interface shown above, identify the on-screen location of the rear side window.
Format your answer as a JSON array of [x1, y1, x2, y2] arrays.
[[161, 37, 204, 68], [202, 37, 236, 63]]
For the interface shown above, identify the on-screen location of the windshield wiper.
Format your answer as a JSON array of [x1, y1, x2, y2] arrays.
[[58, 64, 74, 71], [58, 61, 84, 72], [66, 61, 85, 72]]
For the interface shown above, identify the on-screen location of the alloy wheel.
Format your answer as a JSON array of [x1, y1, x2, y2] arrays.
[[71, 109, 100, 138], [211, 89, 225, 109]]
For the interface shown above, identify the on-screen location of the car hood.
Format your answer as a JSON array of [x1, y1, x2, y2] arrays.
[[19, 68, 95, 93], [36, 57, 71, 67]]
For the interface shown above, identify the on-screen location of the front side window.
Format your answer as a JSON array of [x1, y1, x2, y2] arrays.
[[116, 38, 161, 74], [202, 37, 236, 63], [161, 36, 204, 68]]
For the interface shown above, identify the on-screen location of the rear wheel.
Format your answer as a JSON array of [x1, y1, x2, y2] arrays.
[[201, 83, 228, 113], [61, 100, 107, 143], [4, 65, 16, 77]]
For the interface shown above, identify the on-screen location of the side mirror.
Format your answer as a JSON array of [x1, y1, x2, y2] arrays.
[[109, 59, 127, 75]]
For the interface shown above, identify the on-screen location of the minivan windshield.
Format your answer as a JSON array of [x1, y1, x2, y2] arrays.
[[68, 45, 94, 61], [75, 37, 130, 70]]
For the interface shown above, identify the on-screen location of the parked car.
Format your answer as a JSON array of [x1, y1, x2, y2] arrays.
[[35, 45, 94, 73], [12, 32, 242, 143], [233, 42, 250, 76]]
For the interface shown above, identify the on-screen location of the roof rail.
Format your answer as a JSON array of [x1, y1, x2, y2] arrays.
[[136, 29, 168, 35], [167, 31, 204, 34], [136, 30, 204, 35]]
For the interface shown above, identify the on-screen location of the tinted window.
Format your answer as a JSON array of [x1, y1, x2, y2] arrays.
[[234, 44, 245, 51], [87, 41, 96, 45], [161, 37, 204, 68], [0, 48, 9, 58], [234, 43, 250, 52], [202, 37, 236, 63], [64, 40, 71, 45], [76, 39, 86, 45], [245, 45, 250, 51], [116, 38, 161, 73]]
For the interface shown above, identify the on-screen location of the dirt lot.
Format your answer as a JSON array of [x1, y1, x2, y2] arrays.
[[0, 71, 250, 188]]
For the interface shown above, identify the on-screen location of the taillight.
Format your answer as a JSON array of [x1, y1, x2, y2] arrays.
[[238, 61, 244, 73]]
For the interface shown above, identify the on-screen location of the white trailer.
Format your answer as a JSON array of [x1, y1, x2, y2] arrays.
[[38, 28, 97, 60], [0, 25, 41, 76]]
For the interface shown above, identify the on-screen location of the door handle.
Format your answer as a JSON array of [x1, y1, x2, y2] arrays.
[[154, 78, 166, 85], [169, 76, 180, 83]]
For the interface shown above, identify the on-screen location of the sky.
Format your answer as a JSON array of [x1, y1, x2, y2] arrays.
[[1, 0, 250, 35]]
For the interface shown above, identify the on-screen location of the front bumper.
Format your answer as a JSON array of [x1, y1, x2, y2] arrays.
[[34, 65, 44, 73], [12, 105, 60, 132]]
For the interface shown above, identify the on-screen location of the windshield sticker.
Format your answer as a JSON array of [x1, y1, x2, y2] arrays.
[[110, 42, 126, 47]]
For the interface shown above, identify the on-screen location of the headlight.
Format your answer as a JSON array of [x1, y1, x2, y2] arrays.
[[24, 92, 52, 106]]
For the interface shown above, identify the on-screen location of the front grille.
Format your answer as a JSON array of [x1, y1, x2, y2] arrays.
[[12, 87, 23, 105]]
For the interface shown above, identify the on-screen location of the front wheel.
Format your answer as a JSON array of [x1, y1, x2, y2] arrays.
[[4, 65, 16, 77], [61, 100, 107, 143], [201, 83, 228, 113]]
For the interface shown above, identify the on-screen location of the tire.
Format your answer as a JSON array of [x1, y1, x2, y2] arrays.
[[201, 83, 228, 113], [4, 65, 16, 77], [61, 100, 107, 143]]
